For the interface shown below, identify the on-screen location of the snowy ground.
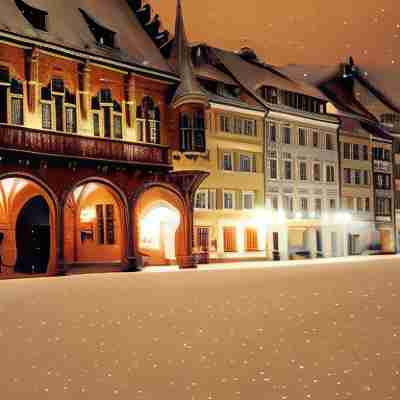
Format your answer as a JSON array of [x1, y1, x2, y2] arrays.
[[1, 256, 400, 400]]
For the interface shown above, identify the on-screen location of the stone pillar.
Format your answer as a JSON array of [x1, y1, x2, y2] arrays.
[[278, 226, 289, 261], [79, 61, 91, 121], [307, 228, 318, 258]]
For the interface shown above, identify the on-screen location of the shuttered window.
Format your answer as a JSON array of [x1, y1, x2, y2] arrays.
[[245, 228, 258, 251], [223, 227, 237, 252]]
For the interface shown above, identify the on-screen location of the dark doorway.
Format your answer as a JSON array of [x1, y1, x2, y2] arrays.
[[16, 196, 50, 274], [0, 85, 7, 123]]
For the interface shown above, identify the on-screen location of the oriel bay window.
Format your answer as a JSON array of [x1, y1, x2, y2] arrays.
[[41, 79, 76, 133], [91, 89, 124, 139], [137, 96, 161, 144], [179, 110, 206, 152]]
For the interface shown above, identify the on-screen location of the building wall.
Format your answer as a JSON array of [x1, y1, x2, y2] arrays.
[[173, 104, 266, 259]]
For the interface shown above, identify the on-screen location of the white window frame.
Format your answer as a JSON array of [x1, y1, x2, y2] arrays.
[[242, 191, 255, 210], [223, 190, 235, 210], [223, 152, 234, 172], [195, 189, 209, 210]]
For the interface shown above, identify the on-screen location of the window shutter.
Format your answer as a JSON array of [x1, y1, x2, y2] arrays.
[[216, 189, 223, 210], [252, 153, 257, 173], [236, 190, 242, 210], [208, 190, 216, 210]]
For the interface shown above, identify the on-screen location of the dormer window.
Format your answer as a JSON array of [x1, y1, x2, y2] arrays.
[[263, 86, 279, 104], [80, 9, 116, 48], [15, 0, 48, 31]]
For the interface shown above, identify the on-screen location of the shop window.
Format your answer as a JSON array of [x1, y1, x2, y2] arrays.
[[15, 0, 48, 31], [223, 227, 237, 252], [245, 228, 258, 251], [196, 227, 209, 251]]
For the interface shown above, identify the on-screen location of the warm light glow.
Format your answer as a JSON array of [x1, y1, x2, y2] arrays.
[[80, 207, 96, 223], [140, 205, 180, 259]]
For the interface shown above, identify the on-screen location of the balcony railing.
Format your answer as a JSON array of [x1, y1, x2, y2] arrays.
[[0, 124, 171, 167]]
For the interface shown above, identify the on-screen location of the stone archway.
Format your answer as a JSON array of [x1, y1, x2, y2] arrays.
[[133, 185, 188, 266], [63, 181, 128, 268], [0, 176, 58, 275]]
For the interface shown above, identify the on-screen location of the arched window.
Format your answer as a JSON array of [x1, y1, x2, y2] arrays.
[[179, 110, 206, 153], [40, 78, 76, 133], [136, 96, 160, 144], [0, 67, 24, 126], [91, 90, 124, 139]]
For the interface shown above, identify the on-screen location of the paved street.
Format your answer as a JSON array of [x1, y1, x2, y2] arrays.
[[1, 256, 400, 399]]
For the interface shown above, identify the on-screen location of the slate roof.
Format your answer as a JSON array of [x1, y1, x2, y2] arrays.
[[0, 0, 175, 78]]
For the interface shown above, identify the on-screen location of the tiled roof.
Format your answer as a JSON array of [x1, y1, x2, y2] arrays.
[[0, 0, 175, 77]]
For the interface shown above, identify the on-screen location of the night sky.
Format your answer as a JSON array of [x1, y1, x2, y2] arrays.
[[150, 0, 400, 67]]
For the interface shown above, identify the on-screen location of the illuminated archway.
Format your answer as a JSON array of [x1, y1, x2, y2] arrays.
[[64, 182, 127, 266], [140, 201, 181, 262], [0, 176, 58, 275], [134, 185, 188, 266]]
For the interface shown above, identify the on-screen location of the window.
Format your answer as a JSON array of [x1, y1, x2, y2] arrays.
[[96, 204, 115, 245], [283, 125, 291, 144], [299, 161, 308, 181], [11, 97, 23, 125], [300, 198, 308, 211], [344, 168, 351, 184], [233, 118, 243, 134], [65, 106, 77, 133], [273, 232, 279, 251], [363, 170, 369, 185], [283, 196, 294, 213], [195, 190, 208, 209], [220, 115, 231, 132], [353, 144, 360, 160], [313, 131, 319, 147], [354, 170, 361, 185], [384, 149, 391, 162], [363, 145, 369, 161], [326, 134, 333, 150], [223, 191, 235, 209], [193, 111, 206, 152], [223, 152, 233, 171], [93, 113, 100, 137], [356, 198, 363, 212], [365, 198, 370, 212], [196, 227, 209, 251], [326, 165, 335, 183], [264, 86, 279, 104], [113, 114, 123, 139], [15, 0, 48, 31], [314, 198, 322, 215], [376, 197, 391, 216], [269, 159, 278, 179], [137, 96, 160, 144], [245, 228, 258, 251], [244, 119, 256, 136], [343, 142, 351, 159], [269, 122, 277, 143], [298, 128, 307, 146], [223, 227, 237, 252], [42, 103, 52, 129], [284, 160, 292, 180], [313, 163, 321, 182], [80, 9, 116, 48], [243, 192, 255, 210], [329, 199, 336, 210], [239, 154, 251, 172]]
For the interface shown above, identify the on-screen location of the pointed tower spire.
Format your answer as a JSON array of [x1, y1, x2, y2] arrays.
[[170, 0, 208, 108]]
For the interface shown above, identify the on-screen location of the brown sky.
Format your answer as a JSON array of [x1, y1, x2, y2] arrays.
[[149, 0, 400, 67]]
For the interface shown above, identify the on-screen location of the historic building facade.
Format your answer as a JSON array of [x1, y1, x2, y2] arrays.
[[0, 0, 209, 278]]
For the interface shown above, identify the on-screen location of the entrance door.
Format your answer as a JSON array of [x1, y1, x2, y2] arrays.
[[16, 196, 50, 274], [348, 234, 360, 256]]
